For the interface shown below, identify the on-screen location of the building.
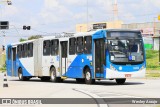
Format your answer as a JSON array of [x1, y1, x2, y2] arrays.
[[76, 21, 160, 50], [76, 20, 123, 32], [122, 22, 160, 50]]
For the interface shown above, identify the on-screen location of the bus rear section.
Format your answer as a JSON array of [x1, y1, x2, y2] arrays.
[[6, 41, 35, 80]]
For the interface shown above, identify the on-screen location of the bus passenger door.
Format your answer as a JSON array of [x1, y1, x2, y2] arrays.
[[60, 41, 68, 76], [94, 39, 105, 78], [12, 47, 17, 76]]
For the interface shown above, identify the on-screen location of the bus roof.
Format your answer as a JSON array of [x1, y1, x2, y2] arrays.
[[7, 29, 141, 46], [106, 29, 141, 32], [8, 39, 36, 46]]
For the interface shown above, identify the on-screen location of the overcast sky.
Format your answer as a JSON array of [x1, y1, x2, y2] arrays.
[[0, 0, 160, 45]]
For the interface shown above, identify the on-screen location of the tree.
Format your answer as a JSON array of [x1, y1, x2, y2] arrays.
[[28, 35, 43, 40], [19, 35, 43, 42], [19, 38, 27, 42]]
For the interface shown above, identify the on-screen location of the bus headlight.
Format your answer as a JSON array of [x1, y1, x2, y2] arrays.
[[139, 65, 145, 71], [110, 64, 117, 71]]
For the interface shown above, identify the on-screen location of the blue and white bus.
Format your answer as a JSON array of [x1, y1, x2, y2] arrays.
[[6, 29, 146, 84]]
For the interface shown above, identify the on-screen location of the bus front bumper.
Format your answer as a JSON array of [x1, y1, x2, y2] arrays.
[[106, 68, 146, 79]]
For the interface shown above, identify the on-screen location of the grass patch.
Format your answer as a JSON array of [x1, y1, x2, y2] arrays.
[[146, 50, 160, 70], [0, 70, 6, 73], [146, 73, 160, 78]]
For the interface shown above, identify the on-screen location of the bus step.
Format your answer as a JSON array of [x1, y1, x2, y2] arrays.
[[61, 76, 67, 80]]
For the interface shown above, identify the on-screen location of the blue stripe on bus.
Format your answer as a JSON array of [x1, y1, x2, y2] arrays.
[[111, 63, 144, 72], [16, 59, 32, 77], [65, 55, 93, 78]]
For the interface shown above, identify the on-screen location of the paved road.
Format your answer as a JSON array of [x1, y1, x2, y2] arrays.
[[0, 73, 160, 107]]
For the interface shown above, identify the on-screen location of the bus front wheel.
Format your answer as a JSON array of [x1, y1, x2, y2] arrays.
[[85, 68, 95, 84], [116, 78, 126, 85]]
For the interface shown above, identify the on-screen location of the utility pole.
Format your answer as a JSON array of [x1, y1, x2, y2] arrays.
[[154, 16, 160, 65], [158, 15, 160, 65], [113, 0, 118, 21], [86, 0, 89, 31]]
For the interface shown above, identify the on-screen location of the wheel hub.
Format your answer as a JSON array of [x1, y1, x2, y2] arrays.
[[86, 72, 90, 80], [51, 71, 55, 80]]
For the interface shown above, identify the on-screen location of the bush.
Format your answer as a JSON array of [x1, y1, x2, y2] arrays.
[[146, 50, 159, 59], [146, 50, 160, 70], [0, 64, 6, 71]]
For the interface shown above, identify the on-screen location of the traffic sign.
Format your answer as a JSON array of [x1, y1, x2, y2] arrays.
[[0, 21, 9, 30]]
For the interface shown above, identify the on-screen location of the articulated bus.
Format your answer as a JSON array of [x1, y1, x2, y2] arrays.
[[6, 29, 146, 84]]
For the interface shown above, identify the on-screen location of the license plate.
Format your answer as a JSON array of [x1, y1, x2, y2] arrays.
[[125, 74, 132, 78]]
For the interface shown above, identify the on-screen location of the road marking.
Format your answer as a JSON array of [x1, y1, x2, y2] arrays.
[[73, 88, 108, 107]]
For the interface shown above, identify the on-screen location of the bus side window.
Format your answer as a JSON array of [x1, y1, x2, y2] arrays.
[[76, 37, 83, 54], [69, 38, 76, 55], [28, 43, 33, 57], [8, 47, 11, 60], [43, 40, 50, 56], [22, 44, 27, 58], [84, 36, 92, 54], [22, 44, 24, 58], [51, 39, 59, 56], [24, 44, 28, 58], [17, 45, 22, 58]]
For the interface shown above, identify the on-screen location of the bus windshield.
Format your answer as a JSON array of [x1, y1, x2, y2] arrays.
[[107, 32, 144, 65]]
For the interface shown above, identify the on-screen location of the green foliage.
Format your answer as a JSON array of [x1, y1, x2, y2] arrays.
[[146, 50, 159, 59], [0, 64, 6, 71], [28, 35, 43, 40], [19, 35, 43, 42], [19, 38, 27, 42], [146, 50, 160, 70], [0, 54, 6, 70]]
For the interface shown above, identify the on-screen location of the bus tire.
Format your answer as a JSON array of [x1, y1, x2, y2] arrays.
[[50, 67, 62, 82], [85, 68, 95, 84], [23, 77, 30, 81], [18, 68, 30, 81], [76, 78, 85, 83], [18, 68, 24, 81], [116, 78, 126, 85]]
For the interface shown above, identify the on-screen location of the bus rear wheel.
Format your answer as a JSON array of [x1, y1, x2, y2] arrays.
[[85, 68, 95, 84], [116, 78, 126, 85], [76, 78, 85, 83], [18, 68, 30, 81], [50, 67, 62, 82]]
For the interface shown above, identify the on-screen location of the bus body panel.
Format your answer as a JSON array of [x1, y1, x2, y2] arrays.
[[18, 57, 34, 76], [6, 45, 12, 76], [34, 40, 39, 76], [16, 58, 32, 76], [66, 54, 92, 78]]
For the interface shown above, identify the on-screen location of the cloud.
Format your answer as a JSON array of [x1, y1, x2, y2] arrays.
[[40, 0, 73, 24], [2, 5, 18, 18]]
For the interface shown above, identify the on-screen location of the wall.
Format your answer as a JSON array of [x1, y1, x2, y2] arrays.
[[76, 20, 123, 32]]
